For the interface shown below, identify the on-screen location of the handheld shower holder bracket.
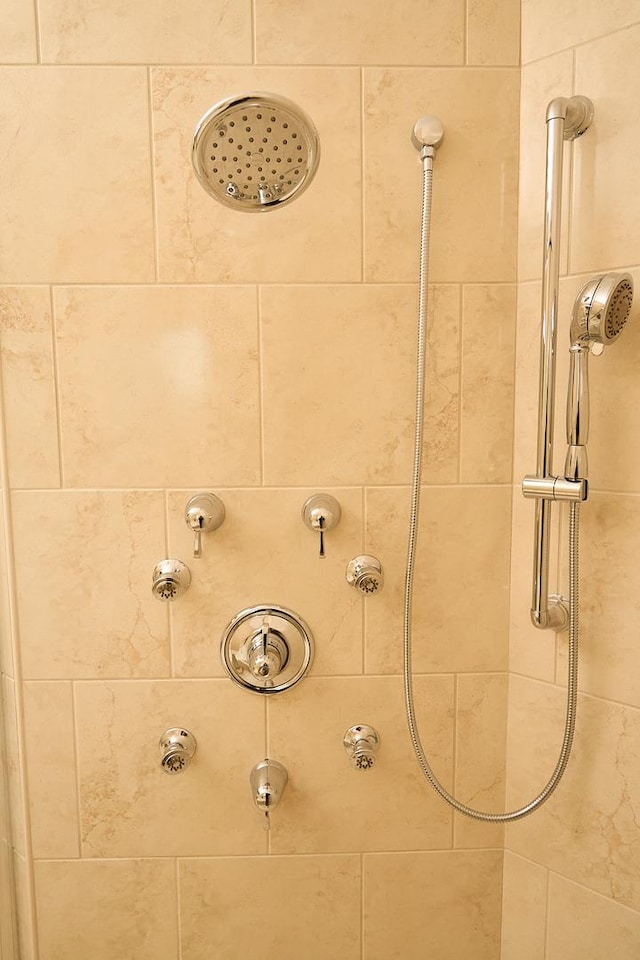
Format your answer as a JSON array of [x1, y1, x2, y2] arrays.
[[522, 475, 588, 502]]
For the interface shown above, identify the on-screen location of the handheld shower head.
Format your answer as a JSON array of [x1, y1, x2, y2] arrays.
[[569, 272, 634, 348], [565, 272, 634, 484]]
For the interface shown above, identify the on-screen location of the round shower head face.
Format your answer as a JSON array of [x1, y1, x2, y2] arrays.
[[570, 272, 634, 347], [192, 93, 320, 212]]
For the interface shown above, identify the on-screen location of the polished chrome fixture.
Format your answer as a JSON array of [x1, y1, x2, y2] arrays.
[[402, 99, 597, 822], [345, 555, 384, 594], [522, 95, 594, 632], [192, 92, 320, 211], [184, 492, 226, 558], [250, 758, 288, 829], [301, 493, 341, 558], [159, 728, 197, 774], [221, 604, 313, 694], [343, 725, 380, 770], [151, 559, 191, 602]]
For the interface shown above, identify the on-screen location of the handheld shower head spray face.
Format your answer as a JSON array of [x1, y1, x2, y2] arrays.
[[570, 272, 634, 348]]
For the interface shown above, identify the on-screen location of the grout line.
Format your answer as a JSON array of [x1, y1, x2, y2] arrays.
[[521, 19, 640, 69], [70, 682, 83, 858], [360, 852, 365, 960], [256, 285, 265, 485], [33, 0, 42, 63], [47, 285, 64, 489], [360, 67, 366, 283], [456, 283, 463, 484], [251, 0, 257, 64], [176, 857, 183, 960], [146, 67, 161, 283]]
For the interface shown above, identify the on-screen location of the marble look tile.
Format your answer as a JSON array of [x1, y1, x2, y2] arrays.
[[53, 285, 260, 488], [572, 26, 640, 275], [23, 682, 79, 858], [363, 850, 503, 960], [0, 492, 14, 680], [521, 0, 640, 63], [267, 676, 454, 854], [179, 855, 360, 959], [0, 0, 37, 62], [466, 0, 520, 65], [517, 53, 574, 283], [254, 0, 463, 65], [75, 679, 266, 857], [454, 673, 507, 849], [260, 284, 460, 486], [12, 491, 170, 679], [13, 852, 36, 960], [0, 68, 154, 283], [2, 677, 25, 856], [460, 284, 516, 484], [364, 68, 519, 283], [501, 851, 548, 960], [153, 68, 361, 283], [0, 287, 59, 489], [365, 486, 510, 674], [35, 858, 178, 960], [38, 0, 252, 64], [546, 873, 640, 960], [506, 677, 640, 910], [168, 488, 363, 678]]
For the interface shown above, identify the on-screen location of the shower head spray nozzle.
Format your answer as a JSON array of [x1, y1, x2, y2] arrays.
[[570, 272, 634, 349]]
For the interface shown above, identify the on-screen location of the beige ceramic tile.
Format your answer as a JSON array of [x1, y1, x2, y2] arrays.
[[53, 286, 260, 488], [13, 851, 36, 960], [0, 68, 154, 283], [454, 673, 507, 849], [521, 0, 640, 63], [365, 486, 510, 674], [38, 0, 252, 64], [466, 0, 520, 65], [1, 677, 25, 856], [75, 679, 266, 857], [0, 815, 17, 960], [501, 851, 548, 960], [556, 494, 640, 709], [35, 858, 177, 960], [506, 677, 640, 910], [168, 488, 363, 678], [460, 284, 516, 484], [363, 850, 503, 960], [267, 676, 454, 854], [153, 68, 361, 283], [179, 854, 360, 959], [12, 491, 170, 679], [364, 68, 519, 284], [0, 287, 59, 489], [23, 682, 79, 858], [572, 26, 640, 275], [0, 0, 37, 62], [517, 53, 574, 282], [546, 873, 640, 960], [0, 492, 14, 680], [261, 284, 459, 486], [255, 0, 463, 65]]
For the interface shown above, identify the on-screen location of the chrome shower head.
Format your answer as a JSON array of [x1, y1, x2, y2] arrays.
[[569, 272, 634, 348], [192, 92, 320, 212]]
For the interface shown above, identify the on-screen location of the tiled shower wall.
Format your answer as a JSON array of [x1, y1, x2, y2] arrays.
[[0, 2, 521, 958], [502, 5, 640, 959]]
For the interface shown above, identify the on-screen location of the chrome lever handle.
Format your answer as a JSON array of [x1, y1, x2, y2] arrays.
[[185, 493, 225, 559]]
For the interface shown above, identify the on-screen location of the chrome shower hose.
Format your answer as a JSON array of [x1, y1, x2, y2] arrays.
[[403, 156, 580, 822]]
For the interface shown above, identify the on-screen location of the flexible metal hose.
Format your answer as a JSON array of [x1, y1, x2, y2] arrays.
[[403, 155, 580, 821]]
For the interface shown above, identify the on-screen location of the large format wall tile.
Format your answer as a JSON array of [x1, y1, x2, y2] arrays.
[[38, 0, 252, 64], [35, 859, 178, 960], [179, 855, 361, 959], [0, 68, 154, 283], [23, 682, 79, 858], [0, 0, 36, 62], [75, 680, 266, 857], [260, 284, 460, 486], [571, 26, 640, 275], [0, 287, 59, 489], [168, 488, 363, 678], [54, 286, 260, 488], [500, 851, 548, 960], [546, 873, 640, 960], [506, 677, 640, 911], [12, 491, 170, 679], [254, 0, 464, 65], [365, 486, 510, 674], [466, 0, 520, 66], [152, 68, 361, 283], [364, 68, 519, 284], [521, 0, 640, 63], [363, 850, 503, 960], [267, 676, 454, 854]]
